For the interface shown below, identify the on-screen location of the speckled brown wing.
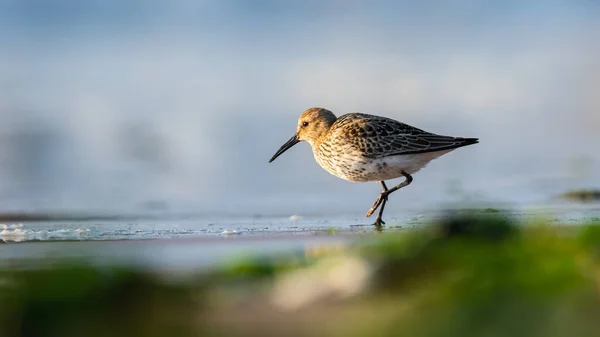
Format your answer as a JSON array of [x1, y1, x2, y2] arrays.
[[330, 113, 478, 159]]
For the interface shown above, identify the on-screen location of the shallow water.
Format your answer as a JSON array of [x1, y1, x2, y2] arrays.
[[1, 203, 598, 272], [1, 203, 598, 243]]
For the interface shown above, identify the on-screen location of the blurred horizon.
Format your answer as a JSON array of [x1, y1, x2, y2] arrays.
[[0, 0, 599, 217]]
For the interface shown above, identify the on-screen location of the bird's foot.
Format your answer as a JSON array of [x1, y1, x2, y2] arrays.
[[373, 218, 385, 231], [366, 192, 388, 218], [351, 218, 385, 230]]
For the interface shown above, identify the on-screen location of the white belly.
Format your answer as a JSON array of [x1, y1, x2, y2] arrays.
[[329, 149, 455, 182]]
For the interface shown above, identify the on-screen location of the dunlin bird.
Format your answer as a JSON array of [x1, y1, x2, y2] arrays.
[[269, 108, 478, 228]]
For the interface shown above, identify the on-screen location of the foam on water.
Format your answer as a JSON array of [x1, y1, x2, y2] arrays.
[[0, 223, 92, 242], [0, 224, 27, 242]]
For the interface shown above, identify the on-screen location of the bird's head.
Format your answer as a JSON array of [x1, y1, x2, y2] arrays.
[[268, 107, 337, 163]]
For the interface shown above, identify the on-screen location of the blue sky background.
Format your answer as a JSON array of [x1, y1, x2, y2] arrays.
[[0, 0, 599, 216]]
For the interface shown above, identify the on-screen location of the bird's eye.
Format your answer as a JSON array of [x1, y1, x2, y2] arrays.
[[302, 122, 309, 127]]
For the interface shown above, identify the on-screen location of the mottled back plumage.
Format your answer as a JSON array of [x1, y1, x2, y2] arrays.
[[320, 113, 477, 158]]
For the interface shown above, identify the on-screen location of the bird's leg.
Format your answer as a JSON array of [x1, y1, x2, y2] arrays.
[[383, 171, 413, 196], [373, 187, 388, 229], [366, 181, 388, 218], [366, 171, 414, 227]]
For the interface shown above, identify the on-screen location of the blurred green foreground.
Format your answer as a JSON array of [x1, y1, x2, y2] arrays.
[[2, 213, 600, 337]]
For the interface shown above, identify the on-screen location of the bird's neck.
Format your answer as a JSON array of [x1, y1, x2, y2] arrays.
[[313, 118, 336, 145]]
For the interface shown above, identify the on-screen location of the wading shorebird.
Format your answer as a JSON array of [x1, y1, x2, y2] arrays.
[[268, 108, 478, 228]]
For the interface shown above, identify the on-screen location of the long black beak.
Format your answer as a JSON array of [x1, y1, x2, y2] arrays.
[[269, 135, 300, 163]]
